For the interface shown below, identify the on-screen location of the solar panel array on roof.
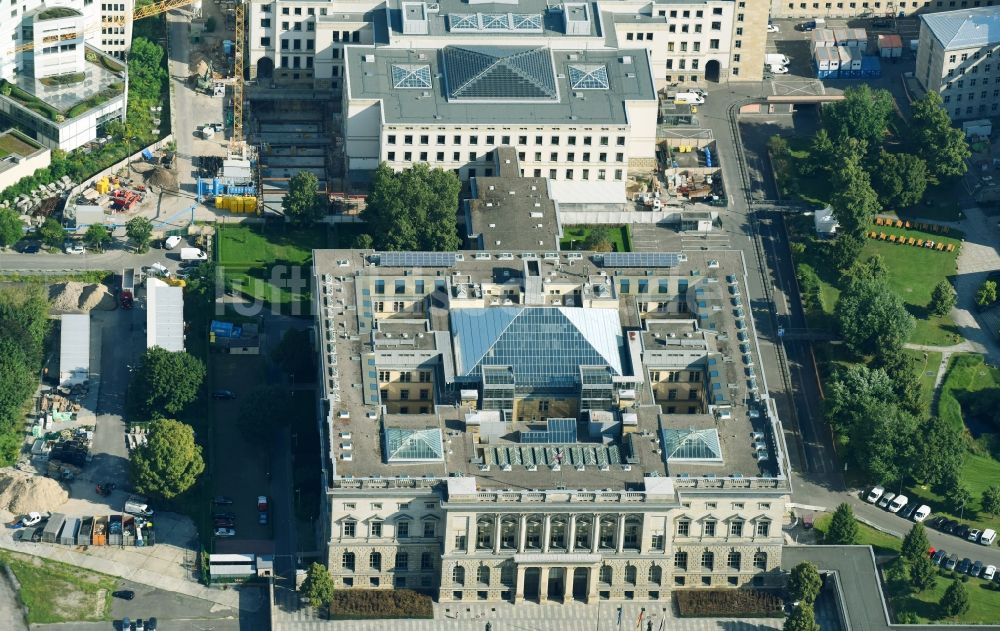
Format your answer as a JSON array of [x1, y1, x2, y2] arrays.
[[442, 46, 558, 101], [376, 252, 458, 267], [568, 64, 609, 90], [391, 64, 432, 89], [597, 252, 687, 268]]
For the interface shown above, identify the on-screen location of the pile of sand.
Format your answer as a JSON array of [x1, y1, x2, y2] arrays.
[[49, 282, 117, 313], [0, 470, 68, 514], [147, 166, 177, 189]]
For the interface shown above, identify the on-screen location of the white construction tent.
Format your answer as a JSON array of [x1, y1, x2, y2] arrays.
[[59, 314, 90, 386], [146, 277, 185, 352]]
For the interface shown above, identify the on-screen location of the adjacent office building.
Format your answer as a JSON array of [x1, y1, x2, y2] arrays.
[[768, 0, 993, 20], [915, 6, 1000, 121], [313, 249, 791, 604]]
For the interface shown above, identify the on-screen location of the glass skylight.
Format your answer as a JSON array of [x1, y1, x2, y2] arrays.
[[390, 64, 432, 89]]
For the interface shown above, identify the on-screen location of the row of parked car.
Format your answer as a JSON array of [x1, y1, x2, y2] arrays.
[[927, 516, 998, 546], [930, 548, 998, 582], [865, 486, 931, 521]]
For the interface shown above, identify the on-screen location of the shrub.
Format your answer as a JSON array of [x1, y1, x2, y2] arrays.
[[329, 589, 433, 620], [675, 589, 784, 618]]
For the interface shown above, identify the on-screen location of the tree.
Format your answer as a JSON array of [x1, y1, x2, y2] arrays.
[[362, 162, 461, 252], [126, 216, 153, 253], [83, 223, 111, 251], [38, 217, 64, 247], [784, 604, 820, 631], [941, 579, 970, 617], [875, 352, 922, 416], [300, 562, 334, 608], [807, 128, 836, 176], [914, 415, 965, 491], [352, 233, 374, 249], [0, 208, 24, 247], [873, 151, 928, 209], [849, 401, 918, 484], [0, 338, 36, 428], [130, 419, 205, 499], [823, 85, 895, 150], [929, 280, 957, 316], [583, 227, 614, 252], [910, 553, 937, 592], [830, 233, 865, 271], [910, 92, 971, 180], [902, 523, 930, 563], [829, 140, 881, 269], [950, 483, 973, 519], [282, 171, 325, 223], [127, 346, 206, 420], [981, 485, 1000, 517], [826, 503, 859, 545], [237, 386, 290, 445], [976, 280, 997, 308], [825, 364, 895, 433], [835, 266, 915, 360], [787, 562, 822, 604]]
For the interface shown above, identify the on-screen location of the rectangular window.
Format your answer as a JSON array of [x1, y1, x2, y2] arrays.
[[343, 521, 356, 537], [371, 522, 382, 537], [756, 521, 770, 537], [730, 521, 744, 537], [676, 520, 690, 536], [398, 522, 410, 539], [424, 521, 436, 537], [704, 520, 716, 537]]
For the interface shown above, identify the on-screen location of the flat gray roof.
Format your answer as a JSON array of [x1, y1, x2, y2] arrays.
[[386, 0, 603, 39], [921, 6, 1000, 50], [467, 175, 560, 251], [345, 45, 656, 125]]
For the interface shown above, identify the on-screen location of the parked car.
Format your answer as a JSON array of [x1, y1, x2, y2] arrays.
[[212, 389, 236, 400], [147, 618, 157, 631], [968, 528, 982, 543], [259, 511, 268, 525], [21, 243, 40, 254], [955, 524, 972, 539], [164, 235, 182, 249], [944, 555, 958, 570], [941, 519, 959, 534], [984, 565, 997, 581], [971, 559, 984, 576], [65, 242, 85, 255], [112, 590, 135, 600], [257, 496, 269, 512], [866, 486, 885, 504], [931, 549, 947, 565], [981, 528, 997, 545], [135, 619, 145, 631], [872, 18, 893, 28], [900, 503, 918, 520], [877, 492, 896, 509], [888, 494, 909, 513], [957, 557, 972, 573], [214, 518, 235, 528], [927, 516, 945, 530], [913, 505, 931, 522], [122, 617, 131, 631], [214, 528, 236, 537], [213, 512, 235, 520], [767, 22, 779, 32], [213, 496, 233, 505], [768, 64, 790, 74]]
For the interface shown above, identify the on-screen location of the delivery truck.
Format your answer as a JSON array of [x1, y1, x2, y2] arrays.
[[180, 248, 208, 261]]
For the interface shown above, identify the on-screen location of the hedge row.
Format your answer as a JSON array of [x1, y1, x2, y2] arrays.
[[675, 588, 783, 618], [329, 589, 433, 620]]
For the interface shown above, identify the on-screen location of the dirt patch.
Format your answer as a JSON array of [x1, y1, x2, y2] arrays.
[[146, 166, 177, 190], [0, 470, 69, 514], [49, 283, 116, 313]]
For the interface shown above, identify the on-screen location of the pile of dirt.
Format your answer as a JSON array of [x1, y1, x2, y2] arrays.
[[147, 166, 176, 189], [0, 470, 68, 514], [49, 282, 117, 313]]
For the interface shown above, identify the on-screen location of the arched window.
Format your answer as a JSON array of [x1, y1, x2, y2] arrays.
[[599, 565, 613, 584], [728, 551, 741, 570], [754, 551, 768, 570], [341, 551, 355, 571], [624, 565, 637, 585], [395, 551, 408, 571], [648, 564, 662, 585], [476, 516, 494, 550], [370, 551, 382, 571], [674, 551, 688, 570], [701, 551, 714, 570], [477, 566, 490, 585], [453, 565, 466, 585]]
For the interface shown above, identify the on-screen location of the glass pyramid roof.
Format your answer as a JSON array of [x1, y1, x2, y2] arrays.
[[391, 64, 432, 89], [383, 427, 445, 462], [442, 46, 558, 101], [660, 428, 723, 463], [568, 64, 609, 90], [450, 307, 623, 389]]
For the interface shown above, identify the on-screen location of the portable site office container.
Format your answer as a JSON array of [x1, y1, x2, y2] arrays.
[[108, 515, 123, 546], [59, 517, 79, 545], [814, 46, 839, 70], [833, 28, 850, 45], [861, 55, 882, 77], [812, 28, 835, 48], [77, 517, 93, 545], [846, 28, 868, 48], [877, 34, 903, 58], [92, 516, 108, 546], [847, 47, 864, 71], [41, 513, 65, 543]]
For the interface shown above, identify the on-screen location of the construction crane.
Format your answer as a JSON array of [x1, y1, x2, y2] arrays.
[[231, 0, 245, 154], [8, 0, 199, 55]]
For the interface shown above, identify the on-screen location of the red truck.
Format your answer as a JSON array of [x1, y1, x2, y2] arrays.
[[120, 268, 135, 309]]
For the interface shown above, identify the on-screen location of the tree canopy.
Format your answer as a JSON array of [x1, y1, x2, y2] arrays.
[[902, 523, 930, 563], [835, 258, 914, 359], [941, 579, 970, 617], [976, 279, 997, 308], [362, 162, 461, 252], [982, 485, 1000, 517], [823, 85, 895, 150], [300, 562, 335, 608], [130, 418, 205, 499], [826, 503, 859, 545], [787, 562, 822, 604], [913, 415, 965, 491], [784, 604, 820, 631], [127, 346, 206, 420], [282, 171, 325, 223], [873, 151, 927, 209], [583, 227, 614, 252], [126, 216, 153, 253], [0, 208, 23, 247], [84, 224, 111, 251], [909, 553, 937, 592], [910, 91, 970, 180], [929, 280, 957, 317], [39, 217, 64, 247]]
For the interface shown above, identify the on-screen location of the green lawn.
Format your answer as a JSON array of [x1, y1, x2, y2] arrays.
[[0, 551, 115, 623], [217, 223, 326, 311], [903, 348, 942, 417], [888, 567, 1000, 624], [560, 225, 632, 252], [813, 513, 902, 554]]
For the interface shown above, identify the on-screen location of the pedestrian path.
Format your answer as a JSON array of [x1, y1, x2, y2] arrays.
[[271, 586, 783, 631]]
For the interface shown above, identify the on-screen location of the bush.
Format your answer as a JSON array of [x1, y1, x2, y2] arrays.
[[329, 589, 433, 620], [675, 589, 784, 618]]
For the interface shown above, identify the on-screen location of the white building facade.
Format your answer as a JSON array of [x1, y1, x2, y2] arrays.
[[916, 7, 1000, 121]]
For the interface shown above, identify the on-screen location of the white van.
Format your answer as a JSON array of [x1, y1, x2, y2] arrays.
[[888, 494, 908, 513], [673, 92, 705, 105], [765, 53, 790, 67], [124, 497, 154, 517], [981, 529, 997, 546], [866, 486, 885, 503]]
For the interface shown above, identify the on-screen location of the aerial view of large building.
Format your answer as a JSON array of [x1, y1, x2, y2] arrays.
[[313, 248, 790, 603]]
